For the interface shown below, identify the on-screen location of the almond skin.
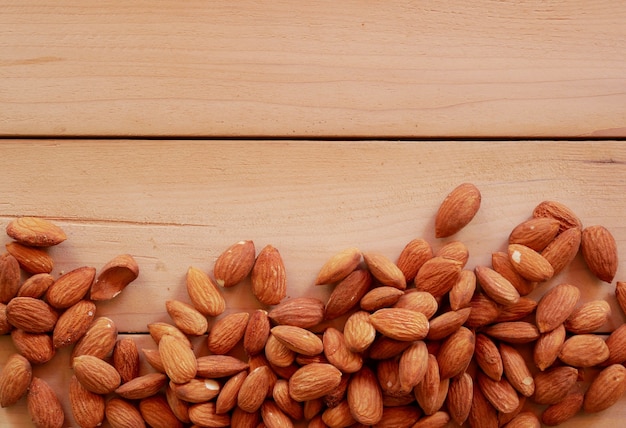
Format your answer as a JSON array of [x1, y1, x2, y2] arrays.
[[509, 217, 561, 251], [323, 327, 363, 374], [69, 375, 106, 428], [115, 373, 168, 400], [165, 299, 208, 336], [270, 297, 326, 328], [535, 283, 580, 333], [360, 286, 404, 312], [500, 343, 534, 397], [581, 225, 618, 283], [196, 355, 249, 378], [414, 256, 462, 297], [533, 366, 579, 405], [495, 297, 537, 323], [216, 371, 247, 414], [434, 182, 481, 238], [482, 322, 540, 344], [477, 372, 519, 414], [0, 303, 10, 335], [46, 266, 96, 309], [272, 325, 324, 356], [288, 363, 342, 402], [347, 366, 383, 425], [113, 338, 140, 384], [27, 377, 65, 428], [324, 269, 372, 321], [213, 240, 256, 287], [261, 400, 293, 428], [207, 311, 250, 355], [315, 247, 361, 285], [5, 241, 54, 274], [398, 341, 428, 391], [363, 252, 406, 290], [541, 392, 584, 426], [251, 244, 287, 305], [10, 329, 55, 365], [533, 324, 566, 371], [186, 266, 226, 317], [426, 307, 471, 340], [244, 309, 270, 355], [0, 353, 32, 407], [564, 299, 611, 334], [369, 308, 429, 341], [468, 381, 498, 428], [17, 273, 55, 299], [436, 240, 470, 267], [159, 334, 198, 384], [542, 226, 582, 276], [73, 355, 121, 394], [6, 217, 67, 247], [508, 244, 554, 282], [139, 395, 184, 428], [396, 238, 433, 282], [188, 402, 231, 427], [343, 310, 376, 353], [70, 316, 117, 362], [616, 281, 626, 317], [558, 334, 609, 367], [0, 253, 20, 304], [413, 354, 443, 415], [475, 334, 504, 382], [465, 293, 500, 329], [532, 200, 582, 233], [437, 327, 475, 380], [475, 265, 520, 306], [583, 364, 626, 413], [449, 269, 476, 310], [393, 290, 439, 319], [91, 254, 139, 301], [6, 297, 58, 333], [238, 366, 272, 412], [105, 397, 146, 428], [491, 251, 534, 296], [447, 372, 473, 426], [53, 299, 96, 348], [170, 378, 221, 403]]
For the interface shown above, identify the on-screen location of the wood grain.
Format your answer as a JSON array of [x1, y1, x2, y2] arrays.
[[1, 140, 626, 426], [1, 1, 625, 138]]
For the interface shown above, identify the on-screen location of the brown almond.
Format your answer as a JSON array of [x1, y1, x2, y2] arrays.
[[159, 334, 198, 384], [186, 266, 226, 316], [411, 411, 450, 428], [376, 357, 404, 398], [71, 316, 117, 362], [213, 239, 256, 287], [231, 406, 259, 427], [188, 402, 230, 427], [315, 247, 361, 285], [348, 366, 383, 425], [90, 254, 139, 301], [535, 283, 580, 333], [261, 399, 293, 428], [503, 411, 540, 428], [360, 286, 404, 311], [427, 307, 471, 341], [583, 364, 626, 413], [373, 405, 421, 428], [288, 363, 342, 402], [508, 244, 554, 282], [148, 322, 191, 348], [0, 353, 32, 407], [446, 372, 473, 426], [542, 226, 582, 275], [491, 251, 535, 296], [449, 269, 476, 310], [398, 341, 428, 391], [113, 338, 140, 384], [6, 296, 58, 333], [53, 299, 96, 348], [533, 324, 566, 371], [475, 334, 503, 382], [139, 394, 183, 428], [482, 322, 540, 344], [323, 327, 362, 374], [413, 354, 442, 415], [324, 268, 372, 321], [437, 327, 475, 380], [434, 182, 481, 238], [500, 343, 534, 397], [6, 217, 67, 247], [532, 201, 582, 233], [393, 290, 439, 319], [165, 299, 208, 336], [465, 293, 500, 329], [244, 309, 270, 355], [414, 256, 462, 297], [0, 303, 9, 335], [115, 372, 168, 400], [272, 378, 303, 420], [69, 375, 105, 428], [264, 333, 296, 367], [468, 381, 498, 428], [533, 366, 579, 405], [604, 323, 626, 366], [343, 310, 376, 353], [0, 253, 20, 304], [238, 366, 272, 412], [105, 398, 146, 428], [272, 325, 323, 356], [495, 297, 537, 323], [17, 273, 54, 299], [323, 372, 350, 408], [73, 354, 121, 394], [475, 265, 520, 306], [369, 308, 429, 341], [363, 252, 406, 290], [207, 311, 250, 355], [436, 240, 469, 267], [564, 299, 611, 334], [509, 217, 560, 251], [170, 378, 220, 403], [216, 371, 247, 414], [396, 238, 433, 282], [46, 266, 96, 309], [10, 329, 55, 365], [251, 244, 287, 305], [477, 372, 519, 414], [5, 241, 53, 274], [541, 392, 583, 426], [196, 355, 249, 378], [142, 348, 165, 373], [617, 281, 626, 317], [558, 334, 609, 367], [270, 297, 326, 328], [581, 225, 618, 283], [321, 399, 355, 427], [27, 377, 64, 428]]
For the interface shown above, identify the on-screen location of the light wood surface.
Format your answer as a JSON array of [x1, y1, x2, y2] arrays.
[[1, 1, 625, 138], [1, 141, 626, 427]]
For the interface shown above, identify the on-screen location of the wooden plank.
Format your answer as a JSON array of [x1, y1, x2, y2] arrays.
[[1, 1, 625, 138], [1, 140, 626, 427]]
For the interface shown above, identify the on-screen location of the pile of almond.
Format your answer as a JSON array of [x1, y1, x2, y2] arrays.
[[1, 183, 626, 428]]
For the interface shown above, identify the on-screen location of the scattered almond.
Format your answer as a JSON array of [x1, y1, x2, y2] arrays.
[[68, 375, 105, 428], [5, 241, 53, 274], [0, 253, 20, 304], [288, 363, 342, 402], [16, 273, 55, 299], [535, 283, 580, 333], [105, 397, 146, 428], [509, 217, 560, 251], [52, 299, 96, 348], [541, 392, 584, 426], [251, 244, 287, 305], [532, 201, 582, 233], [446, 372, 473, 426], [564, 299, 611, 334], [73, 354, 121, 394], [207, 311, 250, 355], [541, 227, 582, 276], [5, 296, 58, 333], [434, 182, 481, 238], [583, 364, 626, 413], [508, 243, 554, 282], [10, 329, 55, 365], [165, 299, 208, 336], [558, 334, 609, 367], [581, 225, 618, 283], [414, 256, 462, 297], [159, 334, 198, 384], [186, 266, 226, 316], [213, 240, 256, 287], [0, 353, 32, 407], [533, 324, 566, 371], [315, 247, 361, 285], [369, 308, 429, 342], [6, 217, 67, 247], [270, 296, 326, 328], [475, 265, 520, 306], [533, 366, 579, 405], [396, 238, 433, 282], [360, 286, 404, 311], [27, 377, 64, 428], [139, 394, 183, 428], [112, 338, 140, 384], [347, 366, 383, 425]]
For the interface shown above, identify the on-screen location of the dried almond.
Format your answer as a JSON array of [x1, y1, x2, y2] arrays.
[[581, 225, 618, 283], [270, 297, 326, 328], [410, 411, 449, 428], [165, 385, 191, 424], [558, 334, 609, 367], [288, 363, 342, 402], [53, 299, 96, 348], [5, 241, 53, 274], [465, 293, 500, 328], [533, 366, 579, 405], [374, 405, 421, 428], [475, 334, 503, 381], [434, 182, 481, 238], [264, 333, 296, 367], [208, 311, 250, 355], [321, 399, 355, 427], [437, 327, 475, 380], [324, 268, 372, 320], [148, 322, 191, 348], [376, 358, 404, 397], [449, 269, 476, 310], [27, 377, 64, 428], [502, 411, 540, 428], [90, 254, 139, 301], [323, 327, 362, 373], [196, 355, 249, 378], [71, 316, 117, 362], [468, 381, 498, 428], [216, 371, 247, 414], [69, 375, 105, 428], [244, 309, 270, 355], [360, 286, 404, 311], [139, 394, 183, 428], [0, 303, 9, 335], [159, 334, 198, 384], [142, 348, 165, 373], [10, 329, 55, 365], [475, 265, 520, 306], [0, 253, 20, 303], [113, 338, 140, 384], [272, 378, 303, 420], [105, 397, 146, 428], [542, 226, 582, 276], [533, 324, 566, 371], [261, 399, 293, 428], [251, 244, 287, 305], [491, 251, 534, 296], [46, 266, 96, 309], [73, 355, 121, 394], [427, 307, 471, 341], [413, 354, 442, 415], [238, 366, 272, 412], [509, 217, 561, 251], [508, 244, 554, 282], [343, 310, 376, 353], [348, 366, 383, 425], [532, 201, 582, 233], [414, 256, 462, 297], [315, 247, 361, 285], [5, 296, 58, 333], [170, 378, 220, 403], [583, 364, 626, 413], [6, 217, 67, 247], [482, 322, 540, 344], [323, 372, 350, 408], [165, 299, 208, 336], [188, 402, 230, 427], [604, 323, 626, 366], [17, 273, 54, 298], [446, 372, 472, 426], [369, 308, 429, 341], [436, 240, 469, 267], [396, 238, 433, 282], [213, 240, 256, 287], [500, 343, 534, 397], [541, 392, 583, 426], [186, 266, 226, 316], [0, 353, 32, 407], [495, 297, 537, 323], [272, 325, 323, 356], [115, 372, 168, 400], [477, 372, 519, 414], [617, 281, 626, 316], [393, 290, 438, 319], [564, 299, 611, 334], [231, 406, 260, 427], [363, 252, 406, 290], [535, 283, 580, 333], [398, 341, 428, 391]]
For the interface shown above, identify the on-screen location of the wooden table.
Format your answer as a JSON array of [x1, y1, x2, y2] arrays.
[[1, 2, 626, 427]]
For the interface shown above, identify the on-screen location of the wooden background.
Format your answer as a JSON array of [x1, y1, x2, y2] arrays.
[[1, 1, 626, 427]]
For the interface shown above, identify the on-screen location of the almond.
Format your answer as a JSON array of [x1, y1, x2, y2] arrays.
[[71, 316, 117, 362], [69, 375, 105, 428], [533, 366, 579, 404], [468, 381, 498, 428], [5, 241, 53, 274], [115, 372, 168, 400], [288, 363, 342, 402], [0, 353, 32, 407], [139, 394, 183, 428], [558, 334, 609, 367], [343, 310, 376, 353], [411, 411, 450, 428], [323, 372, 350, 408], [500, 343, 534, 397], [477, 371, 519, 414], [374, 405, 421, 428], [264, 334, 295, 367], [270, 297, 326, 328], [27, 377, 64, 428], [165, 299, 208, 336], [90, 254, 139, 300], [0, 303, 10, 335], [475, 334, 503, 381], [491, 251, 534, 296], [196, 355, 249, 378], [323, 327, 362, 374], [465, 293, 500, 328], [369, 308, 429, 341], [446, 372, 473, 426], [436, 240, 469, 267], [142, 348, 165, 373], [231, 406, 260, 427], [170, 378, 221, 403], [213, 240, 256, 287], [52, 299, 96, 348], [147, 322, 191, 348], [396, 238, 433, 282], [542, 226, 582, 276], [251, 244, 287, 305], [165, 385, 191, 424], [113, 338, 140, 384], [509, 217, 561, 251], [17, 273, 54, 298], [46, 266, 96, 309], [207, 311, 249, 355], [105, 397, 146, 428], [398, 341, 428, 391], [449, 269, 476, 310], [535, 283, 580, 333], [604, 323, 626, 366], [541, 392, 583, 426], [533, 324, 566, 371], [189, 402, 231, 427], [244, 309, 270, 355], [73, 354, 121, 394], [0, 253, 20, 303], [261, 399, 293, 428], [495, 297, 537, 323], [393, 290, 438, 319], [427, 307, 471, 340], [321, 400, 355, 427], [10, 329, 55, 365], [6, 217, 67, 247], [186, 266, 226, 316], [502, 411, 540, 428], [414, 256, 462, 297], [216, 371, 247, 414], [324, 268, 373, 321], [315, 247, 362, 285], [437, 326, 475, 380], [348, 366, 383, 425], [238, 366, 272, 412], [360, 286, 404, 311], [363, 252, 406, 290], [532, 200, 582, 233], [564, 299, 611, 334], [581, 225, 618, 283], [273, 379, 303, 420], [583, 364, 626, 413], [508, 244, 554, 282], [434, 182, 481, 238], [475, 265, 520, 306], [159, 334, 198, 384], [482, 322, 540, 344], [5, 296, 58, 333], [272, 325, 323, 356], [617, 281, 626, 317], [413, 354, 442, 415]]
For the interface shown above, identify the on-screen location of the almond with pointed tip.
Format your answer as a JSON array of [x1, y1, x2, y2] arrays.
[[46, 266, 96, 309], [69, 375, 105, 428], [189, 402, 231, 428], [475, 334, 503, 381], [343, 310, 376, 353], [541, 392, 584, 426], [503, 411, 540, 428], [196, 354, 249, 378], [90, 254, 139, 301], [564, 299, 611, 334], [115, 373, 168, 400], [105, 398, 146, 428], [6, 296, 58, 333], [535, 283, 580, 333], [369, 308, 429, 342], [322, 373, 350, 408], [413, 354, 441, 415], [208, 311, 250, 355], [170, 378, 221, 403], [264, 333, 296, 367], [269, 296, 326, 328], [399, 341, 428, 391], [17, 273, 54, 299], [165, 385, 191, 424], [10, 329, 55, 365], [261, 400, 294, 428], [500, 343, 534, 397], [393, 290, 439, 319], [583, 364, 626, 413], [446, 372, 473, 426], [508, 244, 553, 282], [477, 372, 519, 414], [0, 253, 21, 303], [148, 322, 191, 348], [159, 334, 198, 384], [289, 363, 342, 402], [435, 183, 481, 238], [581, 225, 618, 283], [53, 299, 96, 348], [603, 323, 626, 366], [360, 286, 404, 311], [6, 217, 67, 247], [426, 307, 471, 341], [213, 240, 256, 287], [27, 377, 64, 428], [437, 327, 475, 380], [363, 252, 406, 290], [324, 268, 372, 320], [348, 366, 383, 425], [491, 251, 534, 296], [533, 366, 579, 405], [509, 217, 560, 251], [475, 265, 520, 306], [559, 334, 609, 367], [396, 238, 433, 282], [139, 394, 183, 428], [165, 299, 208, 336], [251, 245, 287, 305], [321, 400, 354, 427], [0, 353, 32, 407], [315, 247, 361, 285], [271, 325, 323, 356], [71, 316, 117, 362], [542, 226, 582, 276], [533, 324, 566, 371], [465, 293, 500, 329], [532, 201, 582, 233], [113, 338, 140, 384], [238, 366, 272, 412], [414, 256, 462, 297], [215, 371, 247, 414], [323, 327, 362, 373], [468, 382, 498, 428], [436, 240, 469, 267], [495, 297, 537, 323], [482, 322, 540, 344], [449, 269, 476, 310], [244, 309, 270, 355], [5, 241, 53, 274], [73, 354, 121, 394], [186, 266, 225, 316]]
